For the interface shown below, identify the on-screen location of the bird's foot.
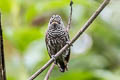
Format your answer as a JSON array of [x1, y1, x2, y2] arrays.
[[66, 41, 73, 46], [51, 55, 56, 61], [51, 55, 57, 64]]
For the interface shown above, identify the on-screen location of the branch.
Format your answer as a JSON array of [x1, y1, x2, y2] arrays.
[[67, 0, 73, 32], [44, 63, 55, 80], [0, 13, 6, 80], [28, 0, 110, 80]]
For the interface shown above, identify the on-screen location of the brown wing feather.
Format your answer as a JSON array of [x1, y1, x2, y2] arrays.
[[65, 30, 70, 63], [45, 31, 52, 58], [65, 48, 70, 63]]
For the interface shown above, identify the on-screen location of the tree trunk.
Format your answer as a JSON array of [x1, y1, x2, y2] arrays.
[[0, 13, 6, 80]]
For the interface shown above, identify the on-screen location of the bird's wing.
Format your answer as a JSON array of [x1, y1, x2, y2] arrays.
[[65, 33, 70, 63], [45, 31, 52, 58]]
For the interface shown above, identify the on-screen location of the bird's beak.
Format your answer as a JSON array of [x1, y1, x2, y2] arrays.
[[51, 21, 58, 26], [52, 21, 58, 25]]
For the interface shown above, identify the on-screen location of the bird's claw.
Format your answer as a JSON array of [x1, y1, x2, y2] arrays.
[[51, 55, 57, 64], [51, 55, 56, 61], [66, 41, 73, 46]]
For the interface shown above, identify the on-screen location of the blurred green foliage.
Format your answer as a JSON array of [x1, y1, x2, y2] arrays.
[[0, 0, 120, 80]]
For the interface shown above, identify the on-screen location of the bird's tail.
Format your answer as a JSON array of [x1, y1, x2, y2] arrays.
[[58, 61, 68, 72]]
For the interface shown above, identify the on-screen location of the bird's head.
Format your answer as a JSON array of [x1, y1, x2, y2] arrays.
[[48, 15, 64, 29]]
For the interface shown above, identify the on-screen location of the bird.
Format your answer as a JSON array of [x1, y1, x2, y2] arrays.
[[45, 15, 70, 72]]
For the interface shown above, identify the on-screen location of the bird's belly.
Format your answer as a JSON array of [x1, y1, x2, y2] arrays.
[[51, 37, 64, 48], [49, 37, 65, 55]]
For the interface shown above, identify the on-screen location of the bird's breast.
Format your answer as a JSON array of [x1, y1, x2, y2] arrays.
[[48, 29, 66, 39]]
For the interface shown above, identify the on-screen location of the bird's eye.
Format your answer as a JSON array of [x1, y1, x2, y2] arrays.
[[51, 16, 54, 19], [58, 21, 60, 24], [50, 21, 52, 24]]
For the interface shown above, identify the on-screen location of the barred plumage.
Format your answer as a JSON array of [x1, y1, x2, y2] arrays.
[[45, 15, 70, 72]]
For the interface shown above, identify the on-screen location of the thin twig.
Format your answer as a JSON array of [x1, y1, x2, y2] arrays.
[[44, 63, 55, 80], [67, 0, 73, 32], [0, 13, 6, 80], [28, 0, 110, 80]]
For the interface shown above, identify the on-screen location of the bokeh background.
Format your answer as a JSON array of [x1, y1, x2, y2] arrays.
[[0, 0, 120, 80]]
